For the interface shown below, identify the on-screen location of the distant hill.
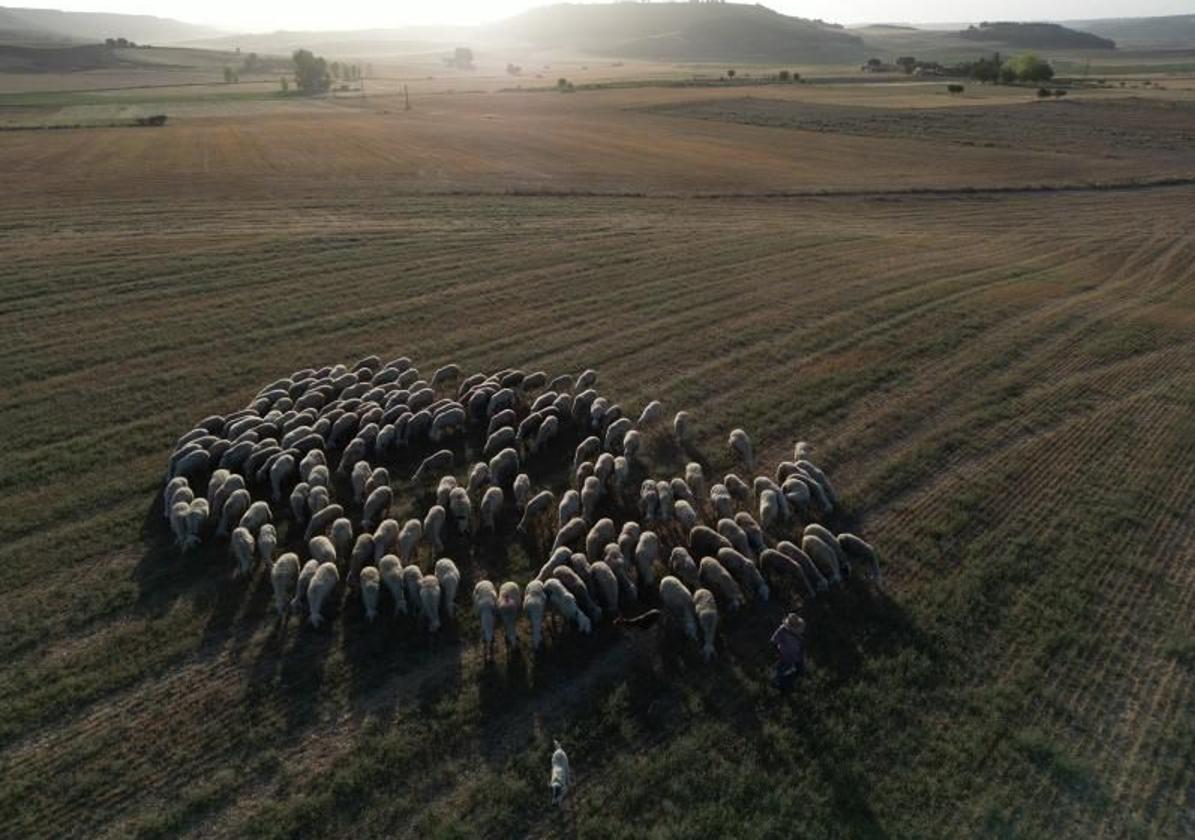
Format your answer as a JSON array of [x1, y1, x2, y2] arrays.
[[1064, 15, 1195, 49], [0, 6, 221, 45], [958, 21, 1115, 50], [486, 2, 865, 63], [0, 41, 134, 71]]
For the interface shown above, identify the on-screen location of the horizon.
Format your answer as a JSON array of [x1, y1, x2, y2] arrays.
[[9, 0, 1194, 36]]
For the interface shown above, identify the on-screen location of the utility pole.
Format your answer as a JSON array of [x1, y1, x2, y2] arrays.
[[404, 84, 411, 111]]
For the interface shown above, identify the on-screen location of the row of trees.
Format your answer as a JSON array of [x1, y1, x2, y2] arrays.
[[865, 52, 1054, 83], [289, 50, 366, 94]]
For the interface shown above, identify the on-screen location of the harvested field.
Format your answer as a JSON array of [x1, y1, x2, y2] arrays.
[[1, 182, 1193, 837]]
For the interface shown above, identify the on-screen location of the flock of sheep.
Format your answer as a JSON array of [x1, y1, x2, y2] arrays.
[[162, 355, 879, 661]]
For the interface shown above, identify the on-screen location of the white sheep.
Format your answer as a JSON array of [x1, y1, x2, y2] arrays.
[[794, 440, 815, 462], [709, 484, 734, 519], [585, 518, 617, 563], [717, 518, 754, 559], [411, 449, 454, 483], [365, 467, 390, 498], [673, 411, 694, 447], [727, 428, 754, 472], [438, 475, 460, 508], [517, 490, 555, 535], [513, 473, 531, 511], [717, 547, 769, 602], [330, 517, 354, 561], [257, 523, 278, 565], [777, 540, 828, 594], [216, 488, 250, 536], [361, 485, 393, 531], [347, 533, 375, 587], [669, 546, 701, 591], [576, 368, 597, 389], [306, 562, 339, 628], [589, 560, 619, 613], [523, 579, 546, 650], [639, 481, 659, 522], [724, 473, 752, 505], [674, 499, 699, 530], [622, 430, 641, 462], [449, 487, 472, 536], [289, 482, 310, 524], [270, 454, 297, 503], [693, 588, 719, 661], [573, 436, 601, 471], [372, 518, 400, 561], [838, 533, 881, 582], [360, 566, 381, 622], [480, 486, 504, 531], [551, 518, 588, 553], [377, 555, 406, 616], [163, 476, 189, 518], [558, 490, 581, 530], [656, 480, 674, 520], [184, 499, 209, 549], [231, 526, 256, 577], [402, 563, 423, 614], [550, 740, 571, 806], [684, 463, 706, 502], [637, 399, 664, 427], [300, 449, 326, 482], [474, 580, 499, 658], [434, 557, 460, 619], [308, 464, 331, 489], [802, 534, 842, 584], [531, 415, 560, 456], [581, 476, 602, 523], [307, 485, 331, 516], [398, 518, 423, 563], [238, 500, 273, 537], [309, 535, 337, 566], [634, 530, 659, 587], [270, 553, 299, 617], [659, 575, 698, 640], [291, 559, 319, 614], [759, 489, 782, 530], [498, 581, 522, 649], [699, 556, 745, 612], [544, 578, 592, 634], [537, 546, 574, 582], [419, 575, 442, 633], [423, 505, 446, 555]]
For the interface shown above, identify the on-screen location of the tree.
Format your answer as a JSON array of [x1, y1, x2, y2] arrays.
[[726, 68, 736, 78], [292, 49, 331, 94], [453, 47, 474, 69], [896, 56, 917, 74], [1011, 53, 1054, 82], [241, 52, 262, 73], [280, 76, 289, 93], [777, 70, 790, 81], [999, 64, 1017, 84], [330, 61, 341, 80], [223, 66, 237, 84]]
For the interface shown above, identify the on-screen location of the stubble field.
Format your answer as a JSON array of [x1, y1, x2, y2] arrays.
[[1, 72, 1194, 838]]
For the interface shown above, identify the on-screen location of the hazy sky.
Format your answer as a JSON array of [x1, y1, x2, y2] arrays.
[[40, 0, 1195, 32]]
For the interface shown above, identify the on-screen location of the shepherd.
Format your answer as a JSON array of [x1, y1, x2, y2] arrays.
[[771, 613, 806, 693]]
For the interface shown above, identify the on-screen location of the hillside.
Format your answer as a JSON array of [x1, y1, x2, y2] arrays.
[[1065, 15, 1195, 49], [958, 21, 1116, 50], [486, 2, 865, 63], [0, 41, 135, 71], [0, 6, 221, 45]]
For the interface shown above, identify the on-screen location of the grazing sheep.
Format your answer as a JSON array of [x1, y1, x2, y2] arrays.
[[299, 449, 326, 482], [674, 499, 699, 530], [585, 518, 617, 563], [411, 449, 454, 483], [513, 473, 531, 511], [537, 546, 574, 582], [550, 740, 571, 805], [163, 476, 189, 518], [603, 545, 639, 602], [590, 560, 619, 612], [574, 436, 601, 471], [603, 418, 632, 454], [372, 518, 400, 561], [710, 483, 734, 519], [717, 547, 769, 601], [307, 485, 331, 516], [307, 464, 331, 490], [398, 519, 423, 564], [622, 430, 642, 463], [484, 427, 517, 459], [699, 556, 745, 612], [618, 520, 641, 561], [724, 473, 752, 505], [531, 416, 560, 456], [838, 533, 880, 581], [291, 559, 319, 614], [467, 462, 491, 498], [238, 501, 273, 537], [523, 579, 547, 650], [634, 531, 659, 587], [231, 526, 256, 577], [354, 483, 391, 530], [782, 476, 813, 513], [802, 534, 842, 585], [289, 482, 310, 524], [717, 518, 754, 559], [777, 541, 827, 593], [759, 489, 782, 530], [431, 363, 461, 388], [518, 490, 555, 534], [359, 567, 381, 622], [581, 476, 602, 523], [673, 411, 694, 447], [419, 575, 442, 633], [474, 580, 499, 658], [547, 374, 573, 393], [329, 517, 353, 561], [639, 481, 660, 522], [553, 566, 602, 624], [552, 517, 588, 553], [309, 535, 337, 567], [480, 486, 504, 531], [761, 548, 816, 601], [348, 533, 375, 586], [449, 487, 473, 536], [216, 488, 251, 536], [669, 547, 701, 591], [659, 576, 698, 640], [637, 400, 664, 427], [498, 581, 522, 649], [489, 447, 520, 488], [589, 397, 609, 432], [435, 557, 461, 619], [378, 555, 406, 616], [401, 562, 424, 614], [304, 504, 344, 542], [351, 460, 373, 502], [689, 525, 731, 559], [423, 505, 446, 554], [576, 368, 597, 389], [270, 553, 299, 617], [693, 588, 719, 660], [184, 499, 209, 549], [794, 441, 814, 462], [728, 429, 754, 472], [574, 461, 595, 492], [684, 463, 707, 502], [257, 523, 278, 565], [544, 578, 592, 634], [438, 475, 460, 508], [734, 512, 768, 556]]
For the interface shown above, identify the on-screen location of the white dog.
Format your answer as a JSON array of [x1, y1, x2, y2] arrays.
[[549, 740, 571, 805]]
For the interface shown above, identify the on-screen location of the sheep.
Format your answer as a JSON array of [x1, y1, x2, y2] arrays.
[[699, 556, 745, 612], [307, 485, 331, 516], [523, 580, 547, 650], [216, 488, 251, 536], [603, 418, 632, 454], [585, 518, 617, 563], [727, 428, 754, 472], [603, 545, 639, 602], [537, 546, 574, 582], [672, 499, 698, 530], [513, 473, 531, 511], [777, 541, 827, 593], [656, 480, 675, 518], [299, 449, 326, 482], [423, 505, 446, 555], [474, 580, 499, 658], [307, 464, 331, 490], [639, 481, 660, 522], [794, 440, 814, 462], [360, 567, 381, 622], [238, 501, 273, 537], [324, 517, 350, 560], [184, 499, 209, 549], [684, 463, 707, 502], [761, 548, 816, 601], [431, 363, 462, 388], [795, 459, 837, 507], [547, 373, 573, 393], [574, 437, 601, 471], [518, 490, 556, 535], [498, 581, 522, 649], [531, 416, 560, 456], [434, 557, 461, 619], [372, 518, 400, 561], [576, 368, 598, 389], [717, 547, 769, 601], [673, 411, 694, 447], [553, 566, 602, 625], [734, 512, 768, 556], [802, 534, 842, 585], [574, 461, 595, 492], [231, 526, 256, 576], [376, 555, 406, 616], [480, 486, 504, 531], [270, 553, 299, 617], [484, 427, 517, 459], [724, 473, 752, 505], [489, 447, 520, 488], [717, 518, 754, 559], [551, 517, 588, 553], [348, 533, 375, 586], [544, 578, 592, 635], [351, 460, 373, 502], [163, 477, 190, 519], [637, 400, 664, 427], [634, 530, 659, 587], [171, 448, 210, 482], [401, 562, 423, 614], [589, 560, 619, 613], [669, 546, 701, 591], [581, 476, 602, 523], [437, 475, 460, 508], [549, 740, 571, 805], [337, 438, 368, 478], [291, 559, 319, 614], [594, 452, 615, 488], [398, 519, 423, 564], [410, 449, 454, 483], [589, 397, 610, 431], [449, 487, 473, 536], [309, 535, 337, 567], [257, 523, 278, 565], [838, 533, 881, 581], [622, 430, 642, 462], [419, 575, 442, 634], [659, 576, 698, 640], [689, 525, 731, 559], [356, 484, 392, 531], [693, 588, 719, 661], [710, 483, 734, 519], [618, 520, 641, 562], [759, 489, 782, 530], [289, 482, 310, 523], [304, 504, 344, 542]]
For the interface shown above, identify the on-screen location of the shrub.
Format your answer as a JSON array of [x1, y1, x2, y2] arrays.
[[1053, 89, 1067, 97], [947, 84, 964, 93], [1037, 87, 1052, 97], [778, 70, 790, 81]]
